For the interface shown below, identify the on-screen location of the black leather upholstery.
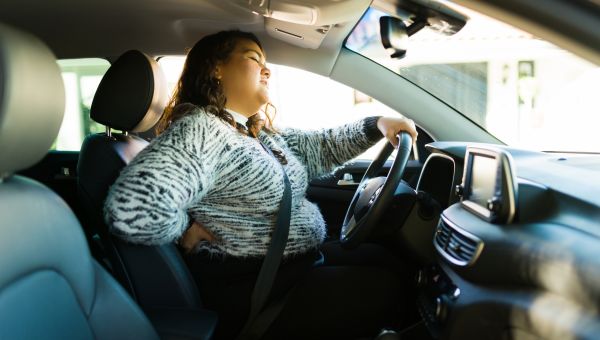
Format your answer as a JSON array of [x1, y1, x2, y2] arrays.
[[78, 134, 204, 308], [145, 308, 221, 340], [91, 50, 166, 132], [77, 50, 217, 338], [78, 133, 149, 297], [113, 241, 204, 309]]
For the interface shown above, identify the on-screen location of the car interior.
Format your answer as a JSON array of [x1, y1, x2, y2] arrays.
[[0, 0, 599, 339]]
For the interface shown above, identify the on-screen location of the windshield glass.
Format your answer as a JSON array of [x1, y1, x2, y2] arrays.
[[346, 3, 600, 152]]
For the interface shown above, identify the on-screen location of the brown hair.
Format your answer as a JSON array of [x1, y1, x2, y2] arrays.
[[156, 30, 277, 138]]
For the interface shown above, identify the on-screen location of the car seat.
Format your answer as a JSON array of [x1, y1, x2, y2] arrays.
[[0, 22, 159, 340], [77, 49, 217, 339]]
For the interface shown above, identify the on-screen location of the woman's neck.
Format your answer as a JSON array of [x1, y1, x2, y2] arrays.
[[225, 108, 249, 126]]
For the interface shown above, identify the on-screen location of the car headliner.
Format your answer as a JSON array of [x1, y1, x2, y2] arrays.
[[0, 0, 370, 77], [0, 0, 598, 77]]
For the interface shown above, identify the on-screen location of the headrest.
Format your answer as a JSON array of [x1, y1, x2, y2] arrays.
[[90, 50, 168, 133], [0, 23, 65, 179]]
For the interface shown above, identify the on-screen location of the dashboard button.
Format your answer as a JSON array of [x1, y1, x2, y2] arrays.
[[451, 288, 461, 300]]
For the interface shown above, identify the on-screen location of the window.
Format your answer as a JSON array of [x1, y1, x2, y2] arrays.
[[346, 6, 600, 152], [269, 64, 402, 160], [158, 57, 403, 160], [53, 58, 110, 151]]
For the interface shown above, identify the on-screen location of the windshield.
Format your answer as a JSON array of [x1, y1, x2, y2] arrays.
[[346, 3, 600, 153]]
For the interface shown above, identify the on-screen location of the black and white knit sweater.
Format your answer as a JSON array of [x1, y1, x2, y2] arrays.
[[104, 107, 382, 258]]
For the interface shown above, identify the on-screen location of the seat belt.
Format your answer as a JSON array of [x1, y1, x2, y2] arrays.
[[236, 138, 292, 340]]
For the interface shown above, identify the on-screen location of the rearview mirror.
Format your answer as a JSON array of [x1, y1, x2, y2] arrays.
[[380, 16, 408, 59]]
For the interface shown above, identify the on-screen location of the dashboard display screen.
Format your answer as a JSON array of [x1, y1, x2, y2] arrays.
[[469, 155, 497, 207]]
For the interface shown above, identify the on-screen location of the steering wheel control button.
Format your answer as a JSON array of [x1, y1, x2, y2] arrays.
[[369, 186, 383, 205]]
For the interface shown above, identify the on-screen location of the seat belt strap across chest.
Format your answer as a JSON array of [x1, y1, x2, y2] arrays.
[[236, 138, 292, 340]]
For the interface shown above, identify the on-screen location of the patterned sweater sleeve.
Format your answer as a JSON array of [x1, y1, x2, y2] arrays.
[[279, 116, 383, 180], [103, 112, 220, 245]]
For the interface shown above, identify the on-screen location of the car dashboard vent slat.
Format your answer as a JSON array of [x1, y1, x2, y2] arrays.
[[434, 216, 483, 266]]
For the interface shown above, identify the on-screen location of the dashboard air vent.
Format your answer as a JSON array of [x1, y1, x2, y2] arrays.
[[434, 217, 483, 266]]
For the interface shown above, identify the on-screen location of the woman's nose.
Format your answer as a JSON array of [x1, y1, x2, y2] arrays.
[[261, 66, 271, 79]]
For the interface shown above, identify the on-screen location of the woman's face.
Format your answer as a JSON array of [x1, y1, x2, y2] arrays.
[[216, 39, 270, 116]]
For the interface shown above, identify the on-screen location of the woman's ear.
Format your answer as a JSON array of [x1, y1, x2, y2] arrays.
[[213, 63, 222, 80]]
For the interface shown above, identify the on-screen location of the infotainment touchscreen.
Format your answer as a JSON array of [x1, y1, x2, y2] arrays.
[[469, 155, 497, 208], [459, 147, 517, 224]]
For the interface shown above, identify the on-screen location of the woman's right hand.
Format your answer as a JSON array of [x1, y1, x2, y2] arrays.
[[180, 221, 217, 253], [376, 116, 418, 148]]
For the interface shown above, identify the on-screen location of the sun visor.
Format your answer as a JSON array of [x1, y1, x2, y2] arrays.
[[243, 0, 367, 26], [264, 18, 330, 49], [254, 0, 371, 49]]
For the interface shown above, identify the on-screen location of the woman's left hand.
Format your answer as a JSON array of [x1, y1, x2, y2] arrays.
[[180, 221, 217, 253], [376, 116, 418, 148]]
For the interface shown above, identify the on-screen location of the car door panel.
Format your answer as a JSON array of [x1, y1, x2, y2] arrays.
[[307, 159, 423, 235]]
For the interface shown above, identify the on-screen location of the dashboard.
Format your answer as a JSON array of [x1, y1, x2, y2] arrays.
[[409, 142, 600, 340]]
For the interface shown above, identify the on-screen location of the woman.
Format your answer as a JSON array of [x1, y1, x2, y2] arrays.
[[104, 30, 418, 339]]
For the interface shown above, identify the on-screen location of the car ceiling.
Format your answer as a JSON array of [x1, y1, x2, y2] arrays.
[[0, 0, 372, 76], [1, 0, 598, 72], [1, 0, 263, 57]]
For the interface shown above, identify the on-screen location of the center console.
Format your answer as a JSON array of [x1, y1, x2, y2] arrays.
[[416, 264, 460, 338], [416, 146, 518, 338]]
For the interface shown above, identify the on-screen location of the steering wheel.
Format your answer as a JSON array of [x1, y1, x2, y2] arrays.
[[340, 131, 413, 248]]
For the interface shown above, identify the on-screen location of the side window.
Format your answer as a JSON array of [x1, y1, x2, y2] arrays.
[[158, 57, 403, 160], [53, 58, 110, 151], [268, 64, 402, 160]]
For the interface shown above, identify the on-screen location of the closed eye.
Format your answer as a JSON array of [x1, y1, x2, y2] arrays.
[[249, 56, 263, 66], [243, 48, 266, 66]]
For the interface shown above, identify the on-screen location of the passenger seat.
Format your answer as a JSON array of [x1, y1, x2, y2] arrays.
[[0, 22, 159, 340]]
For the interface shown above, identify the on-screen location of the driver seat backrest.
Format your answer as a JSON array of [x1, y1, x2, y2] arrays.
[[0, 23, 159, 339], [77, 50, 205, 312]]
